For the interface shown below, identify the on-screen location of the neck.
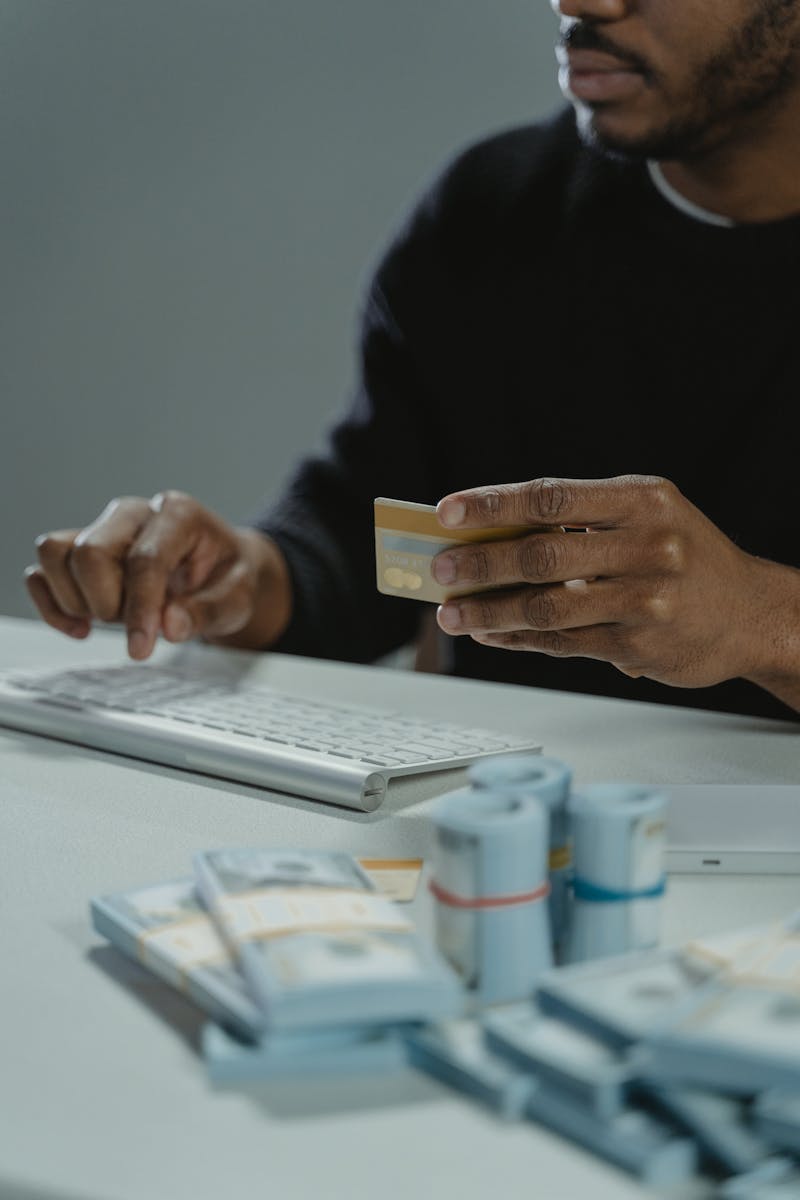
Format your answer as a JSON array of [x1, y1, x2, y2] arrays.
[[658, 93, 800, 223]]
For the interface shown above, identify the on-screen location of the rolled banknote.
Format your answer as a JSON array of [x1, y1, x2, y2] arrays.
[[193, 847, 462, 1032], [468, 755, 572, 960], [566, 783, 668, 963], [90, 878, 264, 1039], [429, 786, 552, 1005]]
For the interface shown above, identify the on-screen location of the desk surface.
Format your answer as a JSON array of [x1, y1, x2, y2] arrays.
[[1, 615, 797, 1200]]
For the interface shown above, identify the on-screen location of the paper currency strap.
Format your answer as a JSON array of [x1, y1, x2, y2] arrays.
[[216, 886, 414, 939], [572, 876, 667, 903], [428, 878, 550, 909]]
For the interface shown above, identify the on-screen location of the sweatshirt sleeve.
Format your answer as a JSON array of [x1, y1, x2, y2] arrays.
[[250, 255, 444, 664]]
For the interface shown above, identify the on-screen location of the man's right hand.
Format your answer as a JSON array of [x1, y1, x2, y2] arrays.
[[25, 491, 293, 660]]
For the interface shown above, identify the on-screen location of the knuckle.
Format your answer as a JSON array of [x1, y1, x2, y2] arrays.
[[525, 478, 570, 521], [474, 488, 504, 520], [125, 545, 165, 579], [156, 488, 193, 514], [106, 495, 145, 513], [522, 587, 559, 630], [23, 564, 43, 593], [467, 548, 490, 584], [472, 595, 498, 630], [653, 533, 685, 573], [537, 629, 571, 656], [643, 475, 679, 513], [518, 535, 564, 581], [642, 586, 673, 623], [69, 539, 108, 576], [35, 533, 66, 567]]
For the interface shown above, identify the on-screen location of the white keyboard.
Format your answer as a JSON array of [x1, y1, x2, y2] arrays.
[[0, 663, 542, 811]]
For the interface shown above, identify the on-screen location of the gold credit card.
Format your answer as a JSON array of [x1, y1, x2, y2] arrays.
[[374, 497, 550, 604]]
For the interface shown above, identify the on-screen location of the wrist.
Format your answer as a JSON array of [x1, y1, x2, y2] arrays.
[[239, 528, 293, 648], [739, 556, 800, 706]]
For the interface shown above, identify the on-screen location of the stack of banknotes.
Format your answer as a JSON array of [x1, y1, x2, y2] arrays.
[[91, 847, 464, 1084], [91, 847, 800, 1193], [410, 907, 800, 1193]]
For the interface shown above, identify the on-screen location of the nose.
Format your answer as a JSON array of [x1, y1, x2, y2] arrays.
[[551, 0, 631, 18]]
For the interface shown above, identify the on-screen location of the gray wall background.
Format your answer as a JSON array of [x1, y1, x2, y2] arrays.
[[0, 0, 561, 620]]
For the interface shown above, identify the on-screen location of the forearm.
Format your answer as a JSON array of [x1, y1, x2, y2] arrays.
[[741, 557, 800, 714]]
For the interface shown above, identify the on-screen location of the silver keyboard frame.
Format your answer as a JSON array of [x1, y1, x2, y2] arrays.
[[0, 672, 542, 812]]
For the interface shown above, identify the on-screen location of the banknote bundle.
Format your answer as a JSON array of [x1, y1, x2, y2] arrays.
[[403, 912, 800, 1190], [403, 995, 698, 1187], [91, 847, 462, 1085], [566, 783, 668, 964], [404, 1018, 534, 1119], [90, 877, 265, 1040], [482, 1001, 636, 1120], [755, 1093, 800, 1158], [429, 785, 553, 1005], [531, 911, 800, 1185], [193, 847, 462, 1030], [720, 1157, 800, 1199], [468, 755, 573, 957], [433, 758, 669, 972]]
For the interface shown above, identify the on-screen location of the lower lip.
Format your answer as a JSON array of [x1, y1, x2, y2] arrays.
[[566, 68, 645, 102]]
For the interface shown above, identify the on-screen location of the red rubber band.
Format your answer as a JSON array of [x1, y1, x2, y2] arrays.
[[428, 878, 550, 910]]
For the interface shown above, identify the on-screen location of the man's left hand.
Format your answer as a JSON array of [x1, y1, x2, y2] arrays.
[[433, 474, 770, 688]]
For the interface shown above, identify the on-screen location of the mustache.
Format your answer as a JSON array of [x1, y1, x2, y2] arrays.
[[559, 22, 650, 75]]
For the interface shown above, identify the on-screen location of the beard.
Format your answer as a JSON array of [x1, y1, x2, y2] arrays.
[[563, 0, 800, 162]]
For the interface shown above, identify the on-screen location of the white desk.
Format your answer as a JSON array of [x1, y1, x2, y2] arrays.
[[1, 615, 797, 1200]]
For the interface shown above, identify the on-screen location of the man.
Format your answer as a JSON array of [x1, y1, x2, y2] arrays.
[[25, 0, 800, 720]]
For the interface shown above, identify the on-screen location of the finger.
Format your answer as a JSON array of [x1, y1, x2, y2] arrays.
[[437, 475, 671, 531], [162, 559, 253, 643], [437, 579, 622, 636], [34, 530, 91, 618], [432, 528, 637, 590], [471, 624, 624, 663], [67, 498, 152, 622], [24, 567, 91, 638], [122, 508, 208, 659]]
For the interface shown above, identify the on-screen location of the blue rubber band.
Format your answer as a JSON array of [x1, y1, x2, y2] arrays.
[[572, 876, 667, 903]]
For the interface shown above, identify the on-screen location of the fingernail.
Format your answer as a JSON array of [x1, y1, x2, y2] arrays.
[[437, 498, 465, 528], [68, 621, 90, 639], [165, 605, 192, 642], [433, 554, 457, 585], [438, 604, 462, 632], [128, 631, 150, 659]]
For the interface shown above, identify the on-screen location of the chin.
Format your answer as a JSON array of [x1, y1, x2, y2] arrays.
[[575, 105, 681, 162], [573, 100, 712, 163], [573, 104, 656, 162]]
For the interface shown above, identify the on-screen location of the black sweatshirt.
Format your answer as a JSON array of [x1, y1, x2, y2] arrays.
[[255, 105, 800, 723]]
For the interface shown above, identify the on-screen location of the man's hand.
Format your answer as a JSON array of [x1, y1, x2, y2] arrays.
[[25, 492, 292, 660], [432, 474, 799, 693]]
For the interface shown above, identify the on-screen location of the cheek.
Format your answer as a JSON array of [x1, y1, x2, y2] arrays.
[[639, 2, 731, 95]]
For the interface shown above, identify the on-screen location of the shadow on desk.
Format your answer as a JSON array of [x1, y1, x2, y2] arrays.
[[87, 946, 440, 1122], [0, 1177, 95, 1200]]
